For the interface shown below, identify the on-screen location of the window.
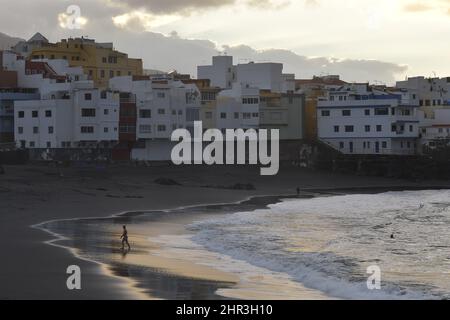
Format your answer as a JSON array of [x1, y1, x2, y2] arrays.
[[48, 126, 54, 134], [342, 110, 351, 116], [234, 112, 239, 119], [334, 126, 339, 133], [29, 141, 35, 147], [119, 124, 136, 133], [365, 109, 370, 116], [382, 141, 387, 148], [101, 91, 107, 99], [84, 93, 92, 100], [109, 70, 114, 78], [242, 97, 259, 104], [101, 70, 105, 78], [139, 109, 151, 118], [365, 125, 371, 132], [81, 126, 94, 133], [220, 113, 227, 119], [45, 110, 52, 117], [33, 127, 39, 134], [139, 125, 152, 133], [345, 125, 354, 133], [46, 142, 51, 148], [18, 127, 23, 134], [158, 109, 165, 115], [81, 108, 96, 117], [252, 113, 259, 117], [409, 125, 413, 132], [339, 142, 344, 149], [321, 110, 330, 117], [243, 113, 251, 119], [157, 92, 165, 98], [375, 108, 389, 115], [187, 108, 200, 122], [157, 125, 166, 132], [104, 127, 109, 133], [376, 125, 382, 132], [104, 109, 109, 115], [178, 110, 183, 115], [32, 111, 38, 118], [18, 111, 25, 118]]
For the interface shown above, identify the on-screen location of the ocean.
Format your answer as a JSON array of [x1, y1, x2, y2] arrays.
[[38, 190, 450, 299], [184, 190, 450, 299]]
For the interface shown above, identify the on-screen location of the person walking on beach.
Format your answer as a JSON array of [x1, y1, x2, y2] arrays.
[[121, 225, 131, 251]]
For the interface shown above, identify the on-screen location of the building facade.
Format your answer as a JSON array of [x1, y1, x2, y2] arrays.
[[317, 84, 420, 155], [14, 85, 119, 149], [110, 75, 201, 160], [30, 37, 143, 88]]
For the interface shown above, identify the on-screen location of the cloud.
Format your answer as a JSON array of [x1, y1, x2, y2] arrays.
[[104, 0, 290, 15], [221, 45, 408, 84], [112, 11, 181, 31], [403, 0, 450, 14]]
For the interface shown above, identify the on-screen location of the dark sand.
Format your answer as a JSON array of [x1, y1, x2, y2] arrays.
[[1, 163, 449, 299]]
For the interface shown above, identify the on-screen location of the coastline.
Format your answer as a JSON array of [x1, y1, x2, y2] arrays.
[[2, 164, 450, 299], [35, 189, 450, 300]]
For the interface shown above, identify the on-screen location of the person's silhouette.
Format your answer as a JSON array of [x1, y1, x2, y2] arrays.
[[120, 225, 131, 251]]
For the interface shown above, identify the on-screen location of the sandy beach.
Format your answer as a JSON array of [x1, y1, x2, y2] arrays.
[[1, 163, 449, 300]]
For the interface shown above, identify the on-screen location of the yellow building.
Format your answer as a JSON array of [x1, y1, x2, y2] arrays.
[[296, 76, 347, 141], [30, 37, 143, 87]]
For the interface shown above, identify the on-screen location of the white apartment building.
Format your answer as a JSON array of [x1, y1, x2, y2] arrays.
[[396, 76, 450, 107], [197, 55, 295, 93], [109, 76, 201, 160], [216, 83, 260, 130], [197, 55, 234, 89], [396, 76, 450, 152], [317, 84, 420, 155], [14, 84, 119, 149], [418, 107, 450, 151]]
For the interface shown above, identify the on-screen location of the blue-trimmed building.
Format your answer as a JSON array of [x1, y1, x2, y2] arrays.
[[317, 83, 420, 155], [0, 88, 40, 143]]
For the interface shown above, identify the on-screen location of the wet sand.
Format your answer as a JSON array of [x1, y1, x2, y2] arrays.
[[1, 164, 450, 299], [37, 195, 336, 299]]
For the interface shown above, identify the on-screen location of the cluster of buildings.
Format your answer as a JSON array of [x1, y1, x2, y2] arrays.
[[1, 32, 450, 162], [314, 77, 450, 155]]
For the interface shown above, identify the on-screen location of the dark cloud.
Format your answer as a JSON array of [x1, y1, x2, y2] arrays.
[[222, 45, 407, 84], [105, 0, 288, 15], [0, 0, 407, 85]]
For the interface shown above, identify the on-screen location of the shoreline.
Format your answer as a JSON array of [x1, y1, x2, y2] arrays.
[[35, 186, 450, 300], [2, 164, 450, 299]]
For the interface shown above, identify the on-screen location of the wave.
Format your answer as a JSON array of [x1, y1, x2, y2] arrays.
[[188, 190, 450, 299]]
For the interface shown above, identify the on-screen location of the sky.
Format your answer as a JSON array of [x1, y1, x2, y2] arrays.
[[0, 0, 449, 85]]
